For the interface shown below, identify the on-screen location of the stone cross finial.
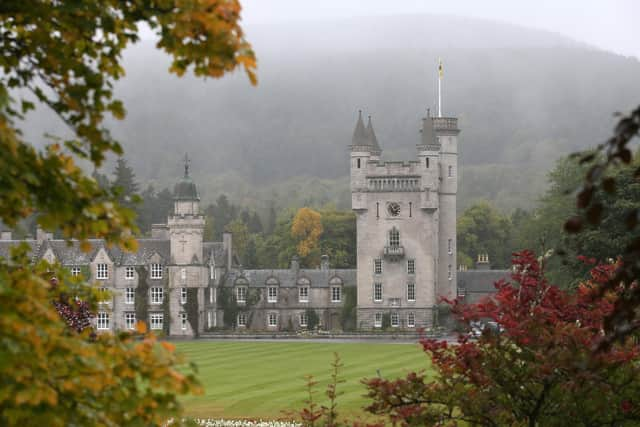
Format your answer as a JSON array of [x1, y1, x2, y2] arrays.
[[184, 153, 190, 178]]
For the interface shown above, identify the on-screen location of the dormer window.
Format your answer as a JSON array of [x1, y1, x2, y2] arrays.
[[150, 263, 163, 279], [96, 263, 108, 280], [125, 266, 135, 280]]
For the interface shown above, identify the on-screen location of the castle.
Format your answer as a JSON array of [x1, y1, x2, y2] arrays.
[[0, 109, 503, 336]]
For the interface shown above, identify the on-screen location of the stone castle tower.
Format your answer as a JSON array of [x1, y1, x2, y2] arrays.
[[350, 110, 459, 329]]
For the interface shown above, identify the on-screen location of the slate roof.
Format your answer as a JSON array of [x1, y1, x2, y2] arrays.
[[120, 239, 170, 265], [351, 110, 368, 147], [223, 268, 357, 288], [0, 240, 38, 262], [174, 176, 200, 201], [203, 242, 227, 266], [42, 239, 123, 265], [458, 270, 510, 293]]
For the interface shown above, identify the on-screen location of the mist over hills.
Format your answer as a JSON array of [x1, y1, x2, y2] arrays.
[[23, 15, 640, 212]]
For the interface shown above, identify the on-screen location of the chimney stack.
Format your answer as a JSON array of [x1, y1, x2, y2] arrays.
[[475, 253, 490, 270], [223, 232, 233, 268], [320, 254, 329, 271], [290, 255, 300, 273]]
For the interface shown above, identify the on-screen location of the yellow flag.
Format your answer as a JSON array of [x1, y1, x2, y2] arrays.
[[438, 59, 443, 78]]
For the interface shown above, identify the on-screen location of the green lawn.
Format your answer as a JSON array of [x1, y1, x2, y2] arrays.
[[174, 340, 432, 420]]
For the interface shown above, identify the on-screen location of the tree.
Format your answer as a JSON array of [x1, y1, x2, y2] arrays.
[[457, 201, 512, 269], [291, 207, 323, 267], [112, 157, 140, 210], [0, 1, 255, 425], [225, 219, 249, 266], [566, 105, 640, 343], [319, 209, 356, 268], [364, 251, 640, 426]]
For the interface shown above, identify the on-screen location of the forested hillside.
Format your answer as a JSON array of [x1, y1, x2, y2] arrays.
[[21, 15, 640, 213]]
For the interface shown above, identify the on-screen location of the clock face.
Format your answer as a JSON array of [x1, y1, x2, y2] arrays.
[[387, 202, 401, 217]]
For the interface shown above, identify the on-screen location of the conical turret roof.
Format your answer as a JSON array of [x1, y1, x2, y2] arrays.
[[365, 115, 382, 154], [351, 110, 368, 147]]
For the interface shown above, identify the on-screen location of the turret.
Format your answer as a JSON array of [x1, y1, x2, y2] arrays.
[[168, 155, 205, 265], [417, 109, 440, 204]]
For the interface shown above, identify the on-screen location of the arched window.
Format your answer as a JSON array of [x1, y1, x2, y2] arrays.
[[389, 228, 400, 247], [426, 157, 429, 168], [357, 158, 361, 168], [448, 165, 453, 177]]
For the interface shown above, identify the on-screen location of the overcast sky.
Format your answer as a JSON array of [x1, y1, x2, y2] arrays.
[[239, 0, 639, 59]]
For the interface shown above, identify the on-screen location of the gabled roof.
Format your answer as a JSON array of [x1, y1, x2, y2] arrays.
[[120, 239, 170, 265]]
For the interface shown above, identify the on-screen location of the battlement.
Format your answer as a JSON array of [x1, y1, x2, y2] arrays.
[[433, 117, 459, 134], [366, 175, 421, 192]]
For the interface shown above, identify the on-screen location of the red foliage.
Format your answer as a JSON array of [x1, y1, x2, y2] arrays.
[[363, 251, 640, 426]]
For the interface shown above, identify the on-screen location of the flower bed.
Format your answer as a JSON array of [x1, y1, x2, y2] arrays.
[[168, 419, 301, 427]]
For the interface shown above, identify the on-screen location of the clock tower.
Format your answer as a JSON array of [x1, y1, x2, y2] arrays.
[[350, 109, 459, 329]]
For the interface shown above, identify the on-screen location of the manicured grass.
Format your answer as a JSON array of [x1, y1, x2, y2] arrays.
[[174, 341, 432, 420]]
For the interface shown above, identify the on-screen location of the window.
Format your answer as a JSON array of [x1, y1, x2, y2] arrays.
[[209, 287, 215, 303], [374, 312, 383, 328], [125, 288, 135, 304], [391, 312, 399, 327], [71, 266, 81, 277], [210, 265, 216, 280], [389, 228, 400, 247], [448, 165, 453, 177], [373, 283, 383, 302], [299, 286, 309, 303], [124, 312, 136, 330], [268, 286, 278, 303], [300, 312, 308, 327], [99, 287, 110, 305], [448, 239, 453, 255], [150, 313, 163, 330], [150, 263, 163, 279], [426, 157, 429, 168], [96, 263, 108, 280], [181, 268, 187, 281], [180, 312, 188, 330], [448, 264, 452, 281], [374, 259, 383, 275], [267, 312, 277, 327], [181, 287, 187, 304], [407, 312, 416, 328], [125, 266, 135, 280], [331, 286, 341, 303], [236, 287, 247, 303], [407, 283, 416, 302], [97, 312, 110, 330], [237, 313, 247, 327], [357, 158, 361, 168], [150, 287, 163, 304], [407, 259, 415, 274]]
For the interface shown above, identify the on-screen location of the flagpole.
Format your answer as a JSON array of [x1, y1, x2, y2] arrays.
[[438, 58, 443, 118]]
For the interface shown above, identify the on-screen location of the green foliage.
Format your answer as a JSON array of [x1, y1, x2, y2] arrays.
[[112, 157, 140, 209], [218, 286, 260, 329], [339, 287, 357, 331], [225, 219, 249, 266], [305, 308, 320, 331], [185, 288, 199, 337], [134, 265, 150, 330], [457, 201, 512, 269], [381, 313, 391, 330]]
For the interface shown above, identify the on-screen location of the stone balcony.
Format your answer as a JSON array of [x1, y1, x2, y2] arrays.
[[383, 245, 405, 260]]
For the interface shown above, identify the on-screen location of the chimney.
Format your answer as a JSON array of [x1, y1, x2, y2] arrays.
[[151, 224, 169, 239], [320, 254, 329, 271], [36, 226, 53, 242], [0, 231, 11, 240], [290, 255, 299, 273], [223, 232, 233, 268], [475, 253, 490, 271]]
